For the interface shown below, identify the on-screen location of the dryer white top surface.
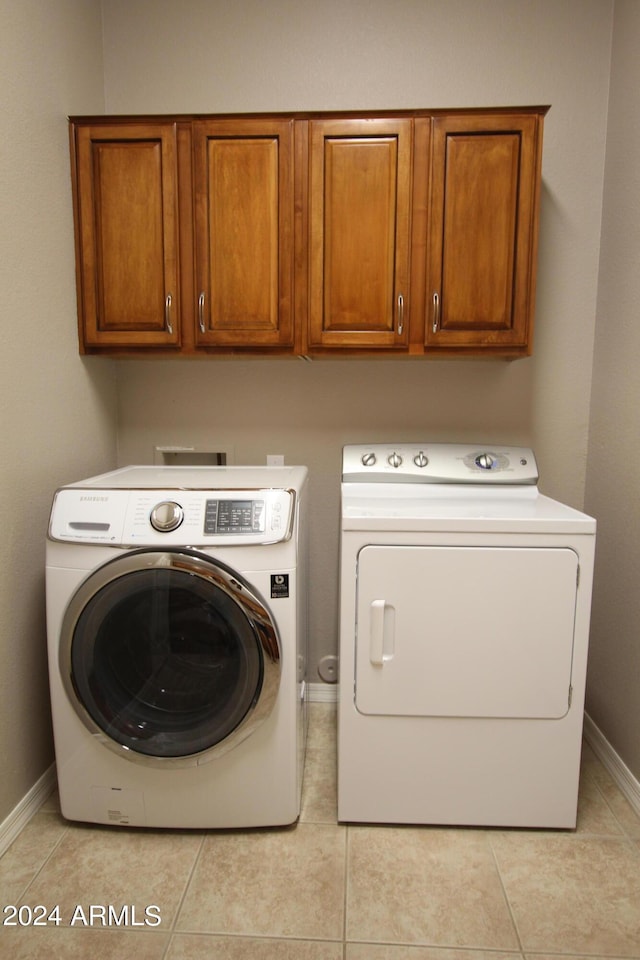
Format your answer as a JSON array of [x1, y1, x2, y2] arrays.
[[342, 484, 596, 534], [63, 464, 308, 492]]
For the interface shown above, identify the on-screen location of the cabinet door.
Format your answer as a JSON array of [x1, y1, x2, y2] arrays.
[[308, 119, 412, 349], [425, 113, 544, 354], [193, 119, 294, 348], [73, 123, 180, 349]]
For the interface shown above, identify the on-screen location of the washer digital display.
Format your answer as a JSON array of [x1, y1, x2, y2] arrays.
[[204, 499, 265, 534]]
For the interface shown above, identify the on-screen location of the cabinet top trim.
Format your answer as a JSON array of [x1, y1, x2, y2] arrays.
[[69, 105, 551, 124]]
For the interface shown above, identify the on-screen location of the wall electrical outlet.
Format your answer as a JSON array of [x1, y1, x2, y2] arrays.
[[267, 454, 285, 466]]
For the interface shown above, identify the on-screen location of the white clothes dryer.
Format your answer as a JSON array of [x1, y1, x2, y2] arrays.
[[46, 465, 308, 829], [338, 444, 596, 829]]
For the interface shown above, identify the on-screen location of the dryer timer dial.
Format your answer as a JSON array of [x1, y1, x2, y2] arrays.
[[475, 453, 497, 470], [150, 500, 184, 532]]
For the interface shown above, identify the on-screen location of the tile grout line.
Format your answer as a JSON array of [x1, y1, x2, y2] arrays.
[[17, 812, 72, 905], [343, 824, 350, 956], [160, 831, 207, 958], [487, 830, 526, 957], [583, 762, 640, 853]]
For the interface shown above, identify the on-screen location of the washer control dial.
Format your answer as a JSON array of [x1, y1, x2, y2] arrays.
[[413, 451, 429, 468], [388, 452, 403, 468], [361, 452, 377, 467], [150, 500, 184, 532]]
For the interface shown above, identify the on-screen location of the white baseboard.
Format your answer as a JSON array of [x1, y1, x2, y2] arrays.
[[308, 681, 338, 703], [0, 763, 57, 858], [583, 712, 640, 818]]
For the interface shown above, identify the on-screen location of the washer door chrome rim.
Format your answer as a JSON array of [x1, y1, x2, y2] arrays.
[[59, 548, 281, 767]]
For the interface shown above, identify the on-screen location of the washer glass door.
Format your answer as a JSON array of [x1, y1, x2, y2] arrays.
[[61, 549, 280, 762]]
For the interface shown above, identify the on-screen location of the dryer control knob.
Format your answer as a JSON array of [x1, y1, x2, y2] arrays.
[[388, 452, 403, 468], [414, 451, 429, 468], [475, 453, 496, 470], [361, 452, 377, 467], [150, 500, 184, 532]]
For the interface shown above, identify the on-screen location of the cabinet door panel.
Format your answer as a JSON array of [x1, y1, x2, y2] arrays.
[[443, 133, 519, 328], [426, 114, 543, 354], [74, 123, 180, 348], [309, 119, 412, 349], [193, 120, 294, 347]]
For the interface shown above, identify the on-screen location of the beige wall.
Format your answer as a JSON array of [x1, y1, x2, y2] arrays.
[[107, 0, 613, 686], [0, 0, 117, 822], [6, 0, 640, 823], [585, 0, 640, 777]]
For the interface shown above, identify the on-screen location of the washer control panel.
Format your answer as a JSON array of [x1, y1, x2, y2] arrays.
[[49, 487, 295, 545], [342, 443, 538, 484]]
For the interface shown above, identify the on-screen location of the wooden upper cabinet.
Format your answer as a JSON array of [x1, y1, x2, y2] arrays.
[[425, 111, 546, 355], [72, 122, 180, 349], [192, 119, 294, 348], [69, 108, 547, 358], [308, 119, 413, 349]]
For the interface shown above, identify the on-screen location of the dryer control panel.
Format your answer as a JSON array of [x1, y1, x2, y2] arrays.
[[342, 443, 538, 484], [49, 487, 296, 546]]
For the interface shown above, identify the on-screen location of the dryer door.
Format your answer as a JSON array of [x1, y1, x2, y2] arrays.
[[355, 545, 578, 719], [60, 549, 280, 764]]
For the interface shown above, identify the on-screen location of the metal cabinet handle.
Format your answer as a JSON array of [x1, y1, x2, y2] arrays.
[[432, 292, 440, 333], [198, 292, 205, 333], [397, 293, 404, 336], [164, 293, 174, 335]]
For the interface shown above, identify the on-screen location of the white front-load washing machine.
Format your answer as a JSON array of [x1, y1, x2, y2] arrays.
[[338, 443, 596, 829], [46, 464, 308, 828]]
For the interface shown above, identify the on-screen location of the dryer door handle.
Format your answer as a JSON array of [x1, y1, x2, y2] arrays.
[[370, 599, 395, 665]]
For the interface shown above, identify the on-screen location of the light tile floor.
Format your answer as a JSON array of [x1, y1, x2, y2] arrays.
[[1, 702, 640, 959]]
